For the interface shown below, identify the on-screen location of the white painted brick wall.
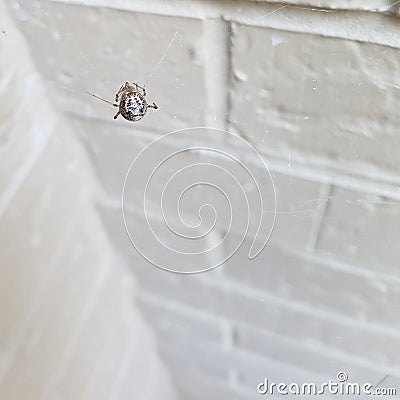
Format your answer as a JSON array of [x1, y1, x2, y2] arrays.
[[230, 24, 400, 183], [3, 0, 400, 399], [0, 3, 177, 399], [316, 186, 400, 275]]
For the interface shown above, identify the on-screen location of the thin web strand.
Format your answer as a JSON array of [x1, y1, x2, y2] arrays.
[[86, 91, 115, 106], [143, 31, 178, 87]]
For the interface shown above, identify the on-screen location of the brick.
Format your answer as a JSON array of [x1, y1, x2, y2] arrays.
[[14, 0, 206, 132], [160, 341, 231, 382], [0, 225, 108, 399], [96, 203, 179, 282], [0, 1, 55, 215], [51, 257, 174, 400], [46, 264, 128, 400], [6, 2, 400, 398], [101, 198, 400, 338], [173, 367, 259, 400], [235, 324, 389, 388], [228, 167, 324, 251], [229, 296, 400, 369], [251, 0, 390, 12], [230, 25, 400, 182], [234, 353, 339, 398], [122, 207, 219, 274], [99, 202, 400, 369], [135, 300, 391, 398], [316, 186, 400, 277], [100, 195, 238, 274], [134, 272, 400, 370], [0, 133, 92, 361], [225, 239, 400, 331], [73, 117, 217, 201], [136, 295, 223, 345], [73, 116, 150, 197], [76, 109, 323, 254], [162, 342, 330, 397], [146, 318, 339, 394], [94, 130, 400, 395], [93, 144, 323, 260]]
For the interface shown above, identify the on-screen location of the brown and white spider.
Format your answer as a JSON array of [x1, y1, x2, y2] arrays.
[[112, 82, 158, 121]]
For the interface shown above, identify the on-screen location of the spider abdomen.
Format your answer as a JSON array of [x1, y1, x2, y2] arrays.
[[120, 92, 147, 122], [113, 82, 157, 121]]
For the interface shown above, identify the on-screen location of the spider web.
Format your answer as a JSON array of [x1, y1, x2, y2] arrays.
[[3, 0, 400, 395]]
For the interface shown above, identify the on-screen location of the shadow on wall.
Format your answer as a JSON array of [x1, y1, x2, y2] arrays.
[[0, 2, 177, 400]]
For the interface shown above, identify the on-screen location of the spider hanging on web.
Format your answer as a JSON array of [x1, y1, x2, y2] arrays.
[[86, 32, 178, 122], [87, 81, 158, 122]]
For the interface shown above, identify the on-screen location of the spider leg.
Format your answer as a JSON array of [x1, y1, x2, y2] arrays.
[[115, 82, 128, 102], [134, 82, 146, 96], [147, 102, 159, 110], [113, 110, 121, 119]]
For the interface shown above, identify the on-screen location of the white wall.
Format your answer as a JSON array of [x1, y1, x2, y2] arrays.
[[2, 0, 400, 399], [0, 3, 177, 399]]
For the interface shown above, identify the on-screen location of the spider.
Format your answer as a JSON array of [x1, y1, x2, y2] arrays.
[[112, 82, 158, 122]]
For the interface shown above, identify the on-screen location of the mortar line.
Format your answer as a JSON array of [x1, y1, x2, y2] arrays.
[[202, 17, 230, 130], [137, 271, 400, 343], [306, 182, 332, 252], [49, 0, 400, 49], [137, 291, 400, 378], [70, 110, 400, 199], [103, 193, 400, 285]]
